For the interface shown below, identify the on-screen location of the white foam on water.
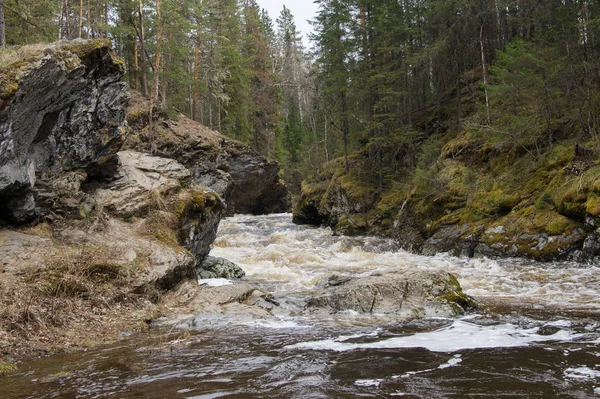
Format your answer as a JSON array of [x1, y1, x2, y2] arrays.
[[564, 366, 600, 380], [211, 215, 600, 310], [438, 354, 463, 369], [354, 379, 383, 387], [285, 320, 580, 353], [241, 318, 311, 329], [187, 392, 238, 399], [545, 320, 572, 328], [594, 387, 600, 394], [396, 355, 463, 379], [198, 278, 232, 287]]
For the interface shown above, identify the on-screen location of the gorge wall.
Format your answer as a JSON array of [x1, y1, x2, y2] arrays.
[[0, 40, 290, 358], [294, 137, 600, 263]]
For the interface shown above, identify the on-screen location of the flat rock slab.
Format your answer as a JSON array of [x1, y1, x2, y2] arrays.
[[91, 151, 190, 218], [0, 229, 55, 273], [307, 269, 475, 319]]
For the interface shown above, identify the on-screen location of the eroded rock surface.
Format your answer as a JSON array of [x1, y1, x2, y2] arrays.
[[198, 256, 245, 279], [307, 270, 476, 319], [124, 93, 291, 215], [0, 40, 129, 223], [90, 150, 190, 218]]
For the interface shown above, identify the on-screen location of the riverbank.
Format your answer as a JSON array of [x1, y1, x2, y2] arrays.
[[0, 40, 290, 368], [294, 136, 600, 262], [2, 214, 596, 398]]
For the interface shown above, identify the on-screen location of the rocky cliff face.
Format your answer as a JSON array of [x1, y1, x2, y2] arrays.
[[294, 142, 600, 262], [0, 40, 129, 223], [0, 40, 288, 359], [124, 92, 291, 215]]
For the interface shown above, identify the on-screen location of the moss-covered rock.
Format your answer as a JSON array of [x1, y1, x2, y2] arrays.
[[294, 132, 600, 261]]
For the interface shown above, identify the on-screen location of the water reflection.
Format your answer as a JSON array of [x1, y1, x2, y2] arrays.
[[1, 214, 600, 398]]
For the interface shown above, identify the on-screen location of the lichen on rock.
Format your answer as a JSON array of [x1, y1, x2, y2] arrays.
[[0, 40, 130, 223]]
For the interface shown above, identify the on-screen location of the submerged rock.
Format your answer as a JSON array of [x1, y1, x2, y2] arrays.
[[198, 256, 245, 279], [307, 270, 476, 319]]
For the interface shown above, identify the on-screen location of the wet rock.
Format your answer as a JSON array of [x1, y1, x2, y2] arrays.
[[146, 248, 196, 292], [227, 153, 291, 214], [422, 224, 484, 257], [90, 151, 190, 218], [159, 282, 277, 324], [307, 270, 476, 319], [178, 188, 226, 264], [474, 226, 586, 261], [198, 256, 245, 279], [580, 229, 600, 261], [0, 40, 129, 223]]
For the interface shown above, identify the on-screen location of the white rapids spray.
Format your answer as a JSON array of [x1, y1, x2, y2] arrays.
[[211, 214, 600, 310]]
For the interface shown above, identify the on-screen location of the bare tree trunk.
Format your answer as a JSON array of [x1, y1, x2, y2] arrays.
[[217, 97, 222, 132], [138, 0, 148, 97], [193, 32, 201, 121], [341, 91, 350, 173], [87, 0, 91, 38], [480, 24, 491, 124], [98, 0, 102, 37], [133, 38, 139, 90], [64, 0, 70, 39], [58, 0, 63, 39], [0, 0, 5, 47], [104, 0, 108, 38], [148, 0, 164, 153], [78, 0, 83, 38]]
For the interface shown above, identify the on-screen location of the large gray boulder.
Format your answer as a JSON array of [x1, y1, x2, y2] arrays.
[[198, 256, 245, 279], [91, 150, 190, 218], [227, 153, 291, 214], [307, 270, 476, 319], [0, 40, 130, 223]]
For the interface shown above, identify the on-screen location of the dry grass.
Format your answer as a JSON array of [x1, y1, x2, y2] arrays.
[[0, 43, 47, 69], [0, 244, 158, 360], [26, 247, 130, 299]]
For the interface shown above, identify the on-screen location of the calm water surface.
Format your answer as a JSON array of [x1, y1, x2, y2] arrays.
[[2, 214, 600, 398]]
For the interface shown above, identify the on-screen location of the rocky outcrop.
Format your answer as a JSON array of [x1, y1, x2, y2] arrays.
[[84, 149, 225, 269], [294, 142, 600, 262], [89, 151, 191, 218], [198, 256, 245, 279], [307, 270, 476, 318], [227, 153, 291, 214], [0, 40, 290, 360], [177, 188, 226, 264], [124, 92, 291, 215], [0, 40, 129, 223]]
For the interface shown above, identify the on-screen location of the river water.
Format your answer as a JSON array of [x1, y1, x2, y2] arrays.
[[2, 213, 600, 398]]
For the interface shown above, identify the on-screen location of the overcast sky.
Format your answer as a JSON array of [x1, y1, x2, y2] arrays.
[[257, 0, 319, 49]]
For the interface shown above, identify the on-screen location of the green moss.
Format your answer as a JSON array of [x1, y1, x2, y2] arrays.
[[336, 214, 370, 236], [61, 39, 111, 58], [377, 189, 409, 214], [437, 273, 477, 310], [558, 201, 587, 219], [0, 360, 17, 376], [545, 216, 573, 236], [586, 193, 600, 217]]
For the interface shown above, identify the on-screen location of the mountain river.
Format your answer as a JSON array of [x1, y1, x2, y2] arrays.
[[2, 213, 600, 398]]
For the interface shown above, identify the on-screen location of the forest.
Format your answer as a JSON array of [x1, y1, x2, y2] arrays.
[[1, 0, 600, 197]]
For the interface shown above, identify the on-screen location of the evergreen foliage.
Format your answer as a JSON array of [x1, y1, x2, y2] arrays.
[[2, 1, 600, 199]]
